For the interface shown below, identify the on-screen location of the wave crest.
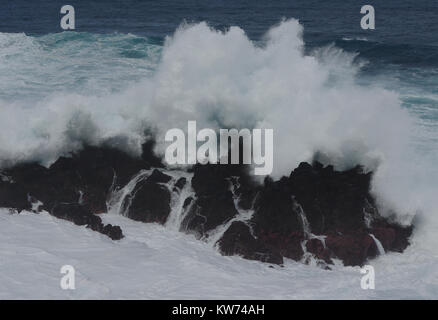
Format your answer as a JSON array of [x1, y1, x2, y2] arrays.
[[0, 19, 436, 229]]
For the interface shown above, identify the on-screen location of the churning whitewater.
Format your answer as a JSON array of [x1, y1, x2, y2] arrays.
[[1, 19, 437, 298]]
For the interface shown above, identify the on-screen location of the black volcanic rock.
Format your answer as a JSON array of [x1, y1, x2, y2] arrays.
[[174, 177, 187, 191], [181, 190, 238, 238], [1, 145, 151, 214], [251, 177, 302, 236], [0, 178, 31, 212], [288, 162, 371, 234], [180, 164, 240, 238], [0, 143, 157, 239], [182, 196, 194, 209], [102, 224, 124, 240], [190, 164, 232, 196], [217, 221, 283, 264], [147, 169, 172, 184], [51, 203, 123, 240], [370, 218, 413, 253], [248, 177, 305, 261], [214, 161, 412, 266], [123, 173, 171, 224], [48, 145, 150, 213], [255, 229, 305, 261], [325, 230, 378, 266], [0, 142, 413, 267], [229, 174, 260, 211], [52, 203, 94, 226], [305, 238, 332, 264]]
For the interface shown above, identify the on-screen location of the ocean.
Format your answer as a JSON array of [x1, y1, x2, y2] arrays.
[[0, 0, 437, 299]]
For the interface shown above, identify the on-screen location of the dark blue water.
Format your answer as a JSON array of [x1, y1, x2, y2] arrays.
[[1, 0, 437, 63], [1, 1, 437, 100]]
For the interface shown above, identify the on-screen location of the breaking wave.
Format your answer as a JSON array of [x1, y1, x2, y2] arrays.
[[0, 19, 437, 243]]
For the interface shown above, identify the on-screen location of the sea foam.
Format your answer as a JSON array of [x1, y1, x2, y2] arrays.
[[0, 19, 436, 235]]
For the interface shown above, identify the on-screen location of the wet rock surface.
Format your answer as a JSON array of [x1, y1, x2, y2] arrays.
[[51, 203, 123, 240], [180, 164, 241, 238], [217, 221, 283, 264], [0, 143, 158, 240], [208, 161, 412, 266], [122, 172, 172, 224], [0, 145, 413, 266]]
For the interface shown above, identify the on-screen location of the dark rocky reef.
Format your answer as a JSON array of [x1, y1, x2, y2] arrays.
[[214, 162, 413, 267], [121, 169, 172, 224], [0, 144, 413, 267], [217, 221, 283, 264], [0, 143, 162, 240], [180, 164, 242, 238], [52, 203, 123, 240]]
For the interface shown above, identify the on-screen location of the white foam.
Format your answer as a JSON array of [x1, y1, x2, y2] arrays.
[[0, 19, 436, 254], [1, 209, 436, 299], [370, 234, 386, 255]]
